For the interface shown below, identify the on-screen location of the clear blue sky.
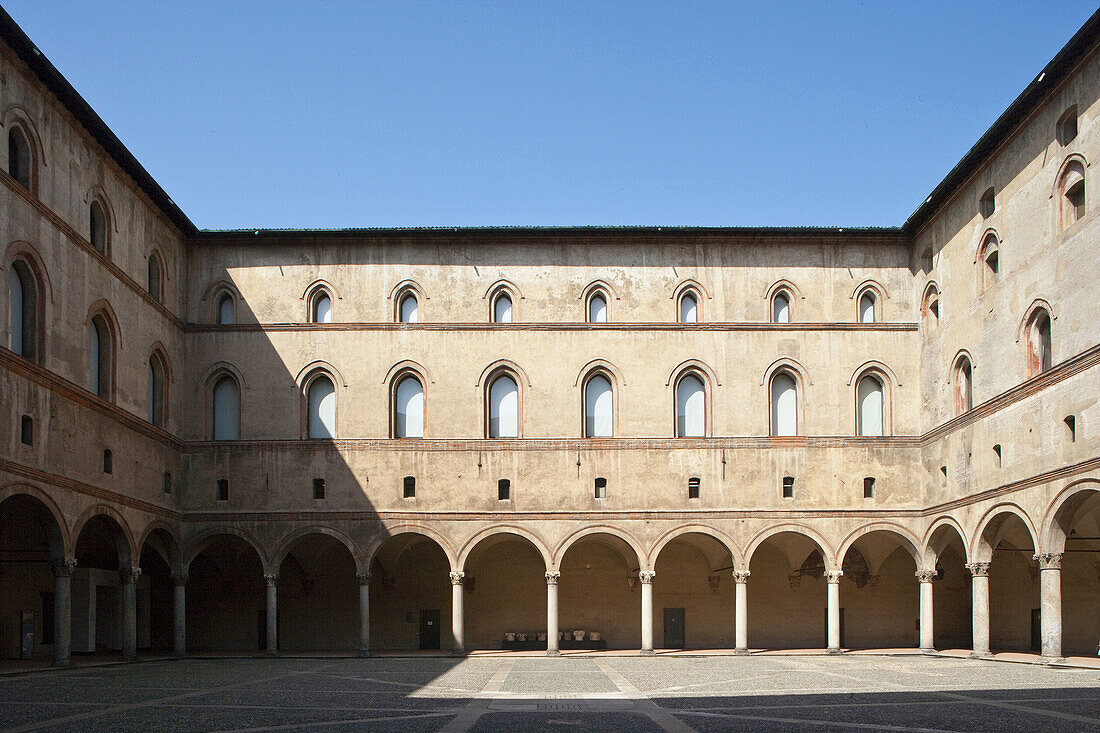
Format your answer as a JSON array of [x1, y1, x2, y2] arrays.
[[4, 1, 1097, 229]]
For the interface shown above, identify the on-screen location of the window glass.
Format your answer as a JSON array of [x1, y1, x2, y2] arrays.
[[494, 294, 513, 323], [148, 256, 162, 302], [489, 376, 518, 438], [313, 294, 332, 323], [771, 373, 797, 436], [589, 294, 607, 323], [585, 375, 613, 437], [212, 377, 240, 440], [859, 292, 875, 323], [772, 293, 790, 323], [8, 268, 24, 355], [217, 294, 236, 324], [676, 375, 705, 437], [308, 376, 336, 438], [395, 376, 424, 438], [680, 294, 698, 323], [400, 294, 418, 323], [857, 376, 883, 437]]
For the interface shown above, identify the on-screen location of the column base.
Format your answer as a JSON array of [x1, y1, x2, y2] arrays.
[[546, 649, 561, 657], [123, 654, 137, 663], [357, 649, 371, 658], [968, 651, 991, 659], [450, 650, 467, 658], [919, 647, 936, 655], [826, 648, 844, 655], [265, 650, 279, 657], [173, 650, 186, 658], [1037, 656, 1065, 665], [733, 648, 750, 656], [52, 658, 71, 668], [639, 649, 656, 656]]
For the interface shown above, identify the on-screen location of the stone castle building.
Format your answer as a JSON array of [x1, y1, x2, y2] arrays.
[[1, 8, 1098, 664]]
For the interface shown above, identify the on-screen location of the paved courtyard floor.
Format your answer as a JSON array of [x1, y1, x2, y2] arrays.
[[1, 654, 1099, 732]]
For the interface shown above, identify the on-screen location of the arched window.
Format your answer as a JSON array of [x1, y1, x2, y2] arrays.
[[148, 352, 166, 428], [399, 293, 418, 323], [1057, 105, 1078, 146], [588, 291, 608, 323], [147, 253, 163, 303], [858, 291, 876, 323], [679, 292, 699, 323], [979, 234, 999, 291], [1059, 161, 1086, 229], [922, 283, 940, 329], [954, 356, 973, 414], [7, 260, 38, 360], [216, 292, 236, 324], [856, 374, 884, 437], [1026, 309, 1052, 376], [979, 187, 996, 219], [88, 314, 112, 399], [89, 201, 108, 255], [493, 292, 513, 323], [676, 373, 705, 437], [584, 374, 613, 437], [770, 371, 798, 436], [772, 291, 791, 323], [212, 376, 240, 440], [488, 374, 519, 438], [7, 126, 32, 191], [310, 289, 333, 324], [394, 375, 424, 438], [307, 375, 336, 439]]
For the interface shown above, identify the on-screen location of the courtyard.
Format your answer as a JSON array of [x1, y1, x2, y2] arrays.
[[1, 654, 1099, 732]]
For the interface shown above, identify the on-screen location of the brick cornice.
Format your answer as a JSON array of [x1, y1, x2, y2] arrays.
[[185, 321, 919, 334], [921, 456, 1100, 515]]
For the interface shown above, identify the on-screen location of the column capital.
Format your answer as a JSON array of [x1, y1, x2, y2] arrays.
[[824, 569, 843, 583], [172, 572, 189, 587], [915, 569, 937, 583], [119, 566, 141, 584], [1033, 553, 1063, 570], [732, 570, 750, 584], [356, 571, 372, 586], [263, 573, 279, 587], [965, 562, 991, 577], [545, 571, 560, 585], [638, 570, 655, 584], [51, 556, 77, 578], [450, 571, 466, 585]]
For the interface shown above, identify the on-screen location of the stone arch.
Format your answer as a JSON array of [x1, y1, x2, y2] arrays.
[[672, 277, 711, 302], [184, 526, 270, 573], [574, 358, 626, 387], [136, 520, 182, 571], [71, 504, 137, 564], [200, 360, 248, 390], [836, 523, 921, 569], [0, 483, 70, 555], [363, 525, 458, 571], [1040, 478, 1100, 554], [1050, 152, 1088, 199], [476, 358, 532, 388], [648, 525, 744, 571], [745, 523, 836, 570], [387, 278, 425, 303], [760, 357, 812, 387], [295, 359, 348, 388], [482, 277, 524, 301], [301, 277, 342, 302], [553, 525, 647, 571], [665, 358, 720, 387], [457, 525, 552, 571], [5, 241, 54, 304], [764, 278, 803, 302], [922, 516, 970, 567], [970, 503, 1039, 562], [1015, 298, 1057, 344], [383, 359, 434, 385], [272, 526, 364, 573]]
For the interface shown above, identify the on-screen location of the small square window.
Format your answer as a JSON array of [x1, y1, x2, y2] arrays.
[[216, 478, 229, 501], [688, 476, 701, 499], [497, 478, 511, 501], [992, 444, 1002, 468], [163, 471, 172, 495], [20, 415, 33, 446], [1057, 106, 1078, 146], [782, 476, 794, 498], [402, 475, 416, 499], [1064, 415, 1076, 443], [313, 477, 326, 500], [863, 477, 875, 499], [102, 449, 113, 475], [594, 477, 607, 499], [979, 187, 995, 218]]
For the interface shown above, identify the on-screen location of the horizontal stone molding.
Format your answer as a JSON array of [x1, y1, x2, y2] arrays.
[[185, 321, 919, 333], [922, 456, 1100, 515]]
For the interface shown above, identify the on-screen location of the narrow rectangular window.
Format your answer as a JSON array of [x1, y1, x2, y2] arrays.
[[992, 444, 1002, 468], [216, 478, 229, 501], [497, 478, 510, 501], [594, 477, 607, 499], [20, 415, 33, 445], [313, 477, 326, 500], [782, 476, 794, 498], [688, 477, 700, 499], [1064, 415, 1076, 443], [403, 476, 416, 498], [863, 477, 875, 498], [163, 471, 172, 495], [103, 449, 112, 474]]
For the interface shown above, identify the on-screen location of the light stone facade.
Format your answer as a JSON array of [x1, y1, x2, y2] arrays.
[[1, 9, 1098, 664]]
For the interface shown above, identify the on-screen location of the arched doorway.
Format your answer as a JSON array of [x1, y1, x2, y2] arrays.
[[926, 522, 971, 650], [838, 530, 919, 649], [137, 528, 180, 654], [557, 532, 643, 650], [72, 512, 135, 658], [0, 493, 65, 662], [1045, 487, 1100, 656], [185, 534, 265, 652], [276, 534, 358, 651], [652, 532, 735, 649], [462, 532, 548, 650], [369, 532, 451, 651], [747, 530, 830, 649], [978, 511, 1038, 653]]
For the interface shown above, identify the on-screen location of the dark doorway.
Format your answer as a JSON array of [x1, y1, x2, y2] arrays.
[[419, 609, 441, 649], [663, 607, 685, 648], [1031, 608, 1041, 652]]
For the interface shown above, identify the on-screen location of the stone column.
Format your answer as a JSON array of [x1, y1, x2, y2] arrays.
[[639, 570, 655, 655], [172, 573, 187, 657], [545, 571, 560, 656], [916, 570, 936, 653], [825, 570, 843, 653], [357, 571, 371, 657], [50, 557, 76, 667], [450, 571, 465, 655], [264, 573, 279, 655], [733, 570, 750, 654], [1034, 553, 1063, 661], [119, 566, 140, 661], [966, 562, 990, 657]]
